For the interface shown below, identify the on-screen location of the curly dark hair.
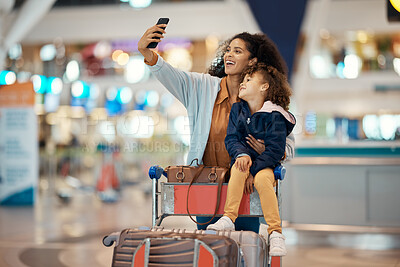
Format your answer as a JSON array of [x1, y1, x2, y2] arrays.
[[208, 32, 288, 78], [242, 63, 292, 111]]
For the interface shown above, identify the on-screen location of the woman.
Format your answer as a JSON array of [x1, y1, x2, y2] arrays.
[[138, 24, 295, 232]]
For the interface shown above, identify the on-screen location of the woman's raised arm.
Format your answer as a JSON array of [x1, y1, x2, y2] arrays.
[[138, 24, 166, 63], [137, 25, 221, 109]]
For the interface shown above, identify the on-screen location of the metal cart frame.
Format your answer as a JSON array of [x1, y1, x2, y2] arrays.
[[149, 165, 285, 227], [148, 165, 286, 267]]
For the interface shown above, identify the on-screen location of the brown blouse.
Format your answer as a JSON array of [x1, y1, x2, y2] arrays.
[[202, 77, 239, 168]]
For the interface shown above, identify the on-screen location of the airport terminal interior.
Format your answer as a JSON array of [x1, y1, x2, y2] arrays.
[[1, 0, 400, 266]]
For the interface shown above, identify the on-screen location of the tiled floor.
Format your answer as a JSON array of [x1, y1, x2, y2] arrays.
[[0, 183, 399, 267]]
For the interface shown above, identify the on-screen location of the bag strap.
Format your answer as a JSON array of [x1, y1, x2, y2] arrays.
[[186, 166, 225, 225], [188, 158, 200, 166]]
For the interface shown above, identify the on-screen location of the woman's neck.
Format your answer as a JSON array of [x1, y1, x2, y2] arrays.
[[226, 74, 241, 104]]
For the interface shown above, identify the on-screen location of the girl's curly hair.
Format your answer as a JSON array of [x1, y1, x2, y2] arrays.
[[242, 63, 292, 111], [208, 32, 288, 78]]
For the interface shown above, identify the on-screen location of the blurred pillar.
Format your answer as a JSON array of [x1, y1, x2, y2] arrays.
[[246, 0, 308, 80], [0, 0, 15, 71], [1, 0, 56, 70]]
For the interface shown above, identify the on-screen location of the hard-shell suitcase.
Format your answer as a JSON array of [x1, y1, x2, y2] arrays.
[[103, 227, 268, 267], [105, 228, 240, 267]]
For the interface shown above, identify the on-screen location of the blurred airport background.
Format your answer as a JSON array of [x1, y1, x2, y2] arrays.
[[0, 0, 400, 266]]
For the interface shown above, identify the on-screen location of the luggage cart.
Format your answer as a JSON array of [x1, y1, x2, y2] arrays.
[[148, 164, 286, 267], [103, 165, 286, 267]]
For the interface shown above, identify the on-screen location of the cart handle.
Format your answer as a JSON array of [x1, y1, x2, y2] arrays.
[[274, 165, 286, 181], [148, 166, 167, 180]]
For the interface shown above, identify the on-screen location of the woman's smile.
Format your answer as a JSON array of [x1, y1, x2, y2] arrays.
[[225, 60, 236, 67]]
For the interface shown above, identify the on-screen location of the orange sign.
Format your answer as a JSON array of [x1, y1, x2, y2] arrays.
[[0, 82, 35, 107]]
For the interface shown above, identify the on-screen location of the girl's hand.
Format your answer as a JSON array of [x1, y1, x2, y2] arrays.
[[246, 134, 265, 155], [138, 24, 167, 61], [244, 174, 254, 195], [234, 155, 252, 172]]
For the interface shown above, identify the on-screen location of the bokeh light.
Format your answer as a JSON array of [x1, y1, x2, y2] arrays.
[[8, 43, 22, 60], [0, 71, 16, 85], [94, 41, 112, 59], [363, 115, 381, 140], [343, 54, 362, 79], [125, 55, 148, 83], [164, 47, 193, 71], [65, 60, 80, 82], [129, 0, 152, 9], [145, 91, 159, 107], [379, 115, 397, 140], [117, 52, 130, 66], [48, 77, 63, 94], [112, 50, 123, 62], [71, 81, 89, 98], [117, 87, 133, 104], [40, 44, 57, 61], [106, 87, 118, 101], [31, 74, 47, 93]]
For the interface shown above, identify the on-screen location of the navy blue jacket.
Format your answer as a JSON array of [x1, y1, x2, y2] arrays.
[[225, 100, 296, 176]]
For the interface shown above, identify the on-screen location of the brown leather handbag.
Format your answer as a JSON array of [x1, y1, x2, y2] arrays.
[[165, 159, 228, 183], [164, 159, 229, 225]]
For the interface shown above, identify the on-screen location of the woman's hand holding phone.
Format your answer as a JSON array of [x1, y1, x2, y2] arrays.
[[138, 18, 169, 63]]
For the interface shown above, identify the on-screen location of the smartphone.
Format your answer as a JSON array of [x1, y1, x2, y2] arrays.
[[147, 18, 169, 49]]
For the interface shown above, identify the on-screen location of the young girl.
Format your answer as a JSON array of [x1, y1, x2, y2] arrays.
[[207, 63, 296, 256]]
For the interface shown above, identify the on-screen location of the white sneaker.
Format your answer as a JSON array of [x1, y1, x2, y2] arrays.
[[259, 223, 269, 243], [269, 231, 287, 256], [206, 216, 235, 231]]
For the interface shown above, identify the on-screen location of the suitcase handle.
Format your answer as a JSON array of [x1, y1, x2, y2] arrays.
[[133, 237, 220, 266], [102, 232, 120, 247]]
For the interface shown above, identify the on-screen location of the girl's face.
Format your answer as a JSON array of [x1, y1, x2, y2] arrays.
[[238, 72, 268, 102], [224, 38, 253, 76]]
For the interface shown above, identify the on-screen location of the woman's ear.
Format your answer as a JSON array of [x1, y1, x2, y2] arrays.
[[248, 57, 258, 66]]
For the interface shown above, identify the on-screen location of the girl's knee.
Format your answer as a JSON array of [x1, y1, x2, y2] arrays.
[[231, 165, 240, 173], [254, 178, 268, 190], [254, 169, 275, 188], [230, 165, 249, 180]]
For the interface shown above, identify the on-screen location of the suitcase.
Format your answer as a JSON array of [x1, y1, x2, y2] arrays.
[[103, 227, 268, 267], [105, 228, 240, 267]]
